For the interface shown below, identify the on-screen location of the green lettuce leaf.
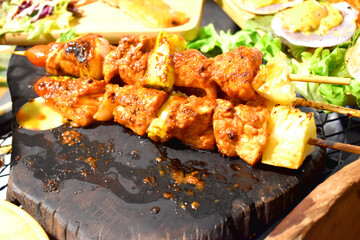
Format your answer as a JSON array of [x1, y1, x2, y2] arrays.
[[187, 23, 281, 62], [291, 37, 356, 107], [349, 79, 360, 106], [0, 0, 75, 41]]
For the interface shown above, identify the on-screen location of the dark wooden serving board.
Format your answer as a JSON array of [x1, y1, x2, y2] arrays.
[[6, 46, 326, 240]]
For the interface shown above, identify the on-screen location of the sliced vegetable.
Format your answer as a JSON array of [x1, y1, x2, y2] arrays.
[[261, 105, 316, 169], [252, 51, 296, 106], [143, 30, 187, 92]]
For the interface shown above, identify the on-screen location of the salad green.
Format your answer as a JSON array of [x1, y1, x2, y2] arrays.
[[188, 23, 360, 108], [187, 24, 281, 62], [0, 0, 77, 41], [291, 28, 360, 107]]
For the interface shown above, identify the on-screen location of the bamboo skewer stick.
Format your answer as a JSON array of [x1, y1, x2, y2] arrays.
[[308, 138, 360, 155], [12, 51, 25, 56], [295, 98, 360, 118], [290, 74, 351, 85]]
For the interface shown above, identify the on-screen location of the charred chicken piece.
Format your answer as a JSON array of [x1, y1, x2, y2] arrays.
[[46, 33, 113, 80], [206, 46, 263, 102], [112, 85, 169, 136], [171, 96, 216, 150], [174, 49, 218, 99], [147, 94, 216, 151], [213, 98, 270, 166], [103, 35, 155, 84], [93, 84, 122, 122], [34, 76, 107, 127]]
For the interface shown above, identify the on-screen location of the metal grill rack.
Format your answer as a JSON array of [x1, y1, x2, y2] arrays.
[[318, 111, 360, 181], [0, 128, 12, 200]]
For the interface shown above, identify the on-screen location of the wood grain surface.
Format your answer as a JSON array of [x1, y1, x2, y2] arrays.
[[267, 157, 360, 240]]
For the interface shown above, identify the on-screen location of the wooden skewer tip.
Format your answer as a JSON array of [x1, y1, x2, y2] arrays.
[[290, 74, 351, 86], [12, 51, 26, 56]]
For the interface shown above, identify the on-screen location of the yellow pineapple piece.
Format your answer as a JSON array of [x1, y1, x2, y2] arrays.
[[147, 92, 187, 142], [252, 51, 296, 106], [143, 30, 187, 92], [261, 105, 316, 169]]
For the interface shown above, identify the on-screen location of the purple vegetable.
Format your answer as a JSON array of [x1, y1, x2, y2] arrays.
[[12, 0, 32, 19], [66, 2, 80, 16]]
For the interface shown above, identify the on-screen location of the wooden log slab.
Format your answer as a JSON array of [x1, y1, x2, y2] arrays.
[[6, 47, 326, 240], [266, 157, 360, 240]]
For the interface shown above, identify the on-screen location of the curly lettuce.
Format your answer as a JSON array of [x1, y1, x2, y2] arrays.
[[291, 28, 360, 107], [187, 23, 281, 62], [0, 0, 77, 41]]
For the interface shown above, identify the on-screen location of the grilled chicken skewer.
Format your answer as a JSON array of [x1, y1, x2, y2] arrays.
[[33, 73, 318, 169], [20, 33, 114, 80], [21, 32, 263, 101], [34, 74, 360, 170], [20, 31, 360, 170]]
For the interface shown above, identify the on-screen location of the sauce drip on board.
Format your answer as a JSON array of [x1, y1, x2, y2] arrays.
[[16, 97, 66, 131], [15, 123, 267, 218]]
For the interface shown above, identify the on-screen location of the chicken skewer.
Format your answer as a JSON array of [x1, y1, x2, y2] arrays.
[[17, 31, 360, 168], [15, 32, 351, 86], [16, 33, 114, 80], [15, 30, 360, 118], [33, 74, 360, 170]]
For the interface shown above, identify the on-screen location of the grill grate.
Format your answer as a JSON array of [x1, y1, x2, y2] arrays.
[[0, 129, 12, 200]]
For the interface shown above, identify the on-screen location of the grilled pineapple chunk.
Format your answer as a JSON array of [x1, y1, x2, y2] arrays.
[[261, 105, 316, 169], [252, 51, 296, 106], [147, 92, 186, 142], [143, 30, 187, 92]]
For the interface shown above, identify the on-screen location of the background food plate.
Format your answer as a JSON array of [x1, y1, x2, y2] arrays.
[[1, 0, 205, 45], [213, 0, 255, 29]]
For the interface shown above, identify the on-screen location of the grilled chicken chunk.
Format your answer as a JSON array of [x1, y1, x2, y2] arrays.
[[170, 96, 216, 150], [147, 94, 216, 150], [174, 49, 218, 98], [103, 35, 155, 84], [213, 98, 270, 166], [112, 85, 169, 136], [34, 76, 106, 127], [93, 84, 121, 122], [207, 46, 263, 101], [46, 33, 113, 80]]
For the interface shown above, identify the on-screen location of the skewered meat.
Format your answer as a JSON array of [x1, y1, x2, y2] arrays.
[[148, 94, 216, 150], [93, 84, 122, 122], [34, 76, 107, 127], [213, 98, 270, 166], [207, 46, 263, 102], [103, 35, 155, 84], [33, 75, 315, 169], [27, 30, 319, 169], [168, 96, 216, 150], [24, 33, 262, 102], [174, 49, 218, 99], [46, 33, 113, 80], [111, 85, 169, 136]]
